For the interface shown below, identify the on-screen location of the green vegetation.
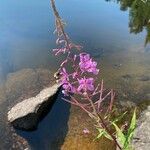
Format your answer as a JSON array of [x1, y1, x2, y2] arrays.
[[95, 109, 136, 150]]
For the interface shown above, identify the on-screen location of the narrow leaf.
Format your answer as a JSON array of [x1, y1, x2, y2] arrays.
[[94, 128, 105, 140], [112, 122, 126, 146], [103, 130, 113, 141], [124, 108, 136, 148], [112, 111, 127, 124]]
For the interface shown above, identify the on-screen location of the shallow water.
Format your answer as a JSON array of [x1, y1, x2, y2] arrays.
[[0, 0, 150, 149]]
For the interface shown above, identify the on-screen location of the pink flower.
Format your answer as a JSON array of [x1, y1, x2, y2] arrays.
[[63, 83, 72, 91], [60, 68, 69, 84], [79, 53, 99, 75], [83, 128, 90, 134], [62, 83, 76, 95], [80, 53, 90, 62], [72, 72, 78, 79], [77, 77, 94, 92]]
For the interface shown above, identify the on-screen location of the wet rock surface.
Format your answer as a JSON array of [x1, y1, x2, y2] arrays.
[[138, 75, 150, 81], [11, 127, 31, 150], [0, 68, 56, 149], [0, 100, 31, 150], [8, 83, 60, 130], [61, 106, 115, 150], [5, 68, 55, 108], [121, 74, 133, 80], [0, 50, 150, 149], [132, 106, 150, 150]]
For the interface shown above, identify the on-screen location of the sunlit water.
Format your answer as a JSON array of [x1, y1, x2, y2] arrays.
[[0, 0, 150, 149]]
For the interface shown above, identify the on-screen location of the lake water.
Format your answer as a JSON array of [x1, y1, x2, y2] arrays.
[[0, 0, 150, 149]]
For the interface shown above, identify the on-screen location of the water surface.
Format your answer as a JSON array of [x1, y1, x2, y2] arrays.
[[0, 0, 150, 149]]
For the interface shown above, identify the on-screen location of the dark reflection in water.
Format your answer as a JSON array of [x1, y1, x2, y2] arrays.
[[16, 93, 70, 150], [106, 0, 150, 46]]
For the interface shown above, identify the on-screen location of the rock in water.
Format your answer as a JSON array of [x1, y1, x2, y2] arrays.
[[132, 106, 150, 150], [7, 83, 61, 131]]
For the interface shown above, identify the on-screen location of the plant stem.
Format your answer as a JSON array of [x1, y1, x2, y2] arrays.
[[50, 0, 70, 47], [97, 114, 122, 150], [86, 93, 122, 150]]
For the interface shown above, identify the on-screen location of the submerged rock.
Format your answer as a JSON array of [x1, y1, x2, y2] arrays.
[[11, 127, 31, 150], [132, 106, 150, 150], [138, 75, 150, 81], [121, 74, 132, 80], [5, 68, 54, 107], [61, 106, 115, 150], [7, 83, 60, 130]]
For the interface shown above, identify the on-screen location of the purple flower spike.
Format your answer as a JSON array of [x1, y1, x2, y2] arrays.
[[80, 53, 90, 62], [72, 72, 78, 79], [79, 53, 99, 75], [62, 82, 76, 95], [60, 68, 69, 84], [77, 77, 94, 92], [62, 83, 72, 91]]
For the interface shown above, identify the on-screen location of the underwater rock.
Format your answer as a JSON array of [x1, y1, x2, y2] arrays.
[[121, 74, 132, 80], [7, 83, 61, 131], [61, 106, 115, 150], [11, 127, 31, 150], [113, 63, 122, 69], [0, 85, 6, 105], [5, 68, 54, 107], [138, 75, 150, 81], [146, 94, 150, 99], [132, 106, 150, 150]]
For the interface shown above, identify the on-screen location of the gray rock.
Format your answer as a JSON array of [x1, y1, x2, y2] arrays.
[[5, 68, 53, 107], [132, 106, 150, 150], [138, 75, 150, 81], [0, 85, 6, 105], [7, 83, 61, 130], [122, 74, 132, 80], [146, 94, 150, 99], [113, 63, 122, 69], [119, 100, 136, 108]]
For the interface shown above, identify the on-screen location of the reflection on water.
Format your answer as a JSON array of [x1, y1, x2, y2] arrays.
[[0, 68, 70, 150], [0, 0, 150, 84], [0, 0, 58, 84], [106, 0, 150, 46], [17, 93, 70, 150], [0, 0, 150, 149]]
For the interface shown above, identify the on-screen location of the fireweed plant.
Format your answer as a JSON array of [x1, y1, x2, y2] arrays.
[[50, 0, 136, 150]]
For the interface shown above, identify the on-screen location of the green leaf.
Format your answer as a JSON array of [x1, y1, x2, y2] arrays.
[[124, 108, 136, 148], [112, 122, 126, 146], [95, 128, 113, 141], [103, 130, 113, 141], [112, 111, 127, 124], [95, 128, 105, 140]]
